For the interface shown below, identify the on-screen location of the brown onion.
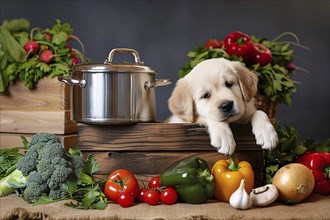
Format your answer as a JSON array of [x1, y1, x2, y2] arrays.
[[272, 163, 314, 204]]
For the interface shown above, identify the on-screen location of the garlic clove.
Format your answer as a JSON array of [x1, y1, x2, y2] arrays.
[[229, 179, 252, 210]]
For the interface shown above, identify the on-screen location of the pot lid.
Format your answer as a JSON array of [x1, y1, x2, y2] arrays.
[[73, 48, 157, 74]]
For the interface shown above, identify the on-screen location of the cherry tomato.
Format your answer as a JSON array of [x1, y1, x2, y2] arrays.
[[117, 191, 134, 208], [104, 169, 139, 203], [204, 39, 223, 49], [137, 188, 148, 203], [160, 187, 178, 205], [144, 190, 160, 206], [148, 176, 161, 189]]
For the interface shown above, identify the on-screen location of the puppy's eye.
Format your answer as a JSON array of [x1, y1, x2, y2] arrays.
[[225, 81, 233, 88], [201, 92, 211, 99]]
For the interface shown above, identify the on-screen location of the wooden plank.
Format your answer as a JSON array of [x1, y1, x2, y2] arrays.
[[0, 110, 76, 134], [77, 123, 258, 151], [89, 151, 264, 187], [0, 133, 77, 151], [0, 77, 70, 111]]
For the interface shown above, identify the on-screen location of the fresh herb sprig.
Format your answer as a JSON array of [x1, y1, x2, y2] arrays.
[[0, 18, 88, 92]]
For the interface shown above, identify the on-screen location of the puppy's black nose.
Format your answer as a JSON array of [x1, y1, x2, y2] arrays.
[[219, 100, 234, 112]]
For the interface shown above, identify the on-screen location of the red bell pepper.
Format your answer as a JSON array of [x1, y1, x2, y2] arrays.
[[224, 31, 253, 62], [249, 43, 272, 66], [296, 151, 330, 195]]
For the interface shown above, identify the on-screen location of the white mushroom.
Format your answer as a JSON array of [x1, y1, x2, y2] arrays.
[[250, 184, 279, 207]]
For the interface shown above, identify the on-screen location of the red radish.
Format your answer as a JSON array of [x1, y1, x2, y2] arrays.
[[44, 33, 52, 41], [71, 55, 79, 65], [40, 50, 54, 63], [23, 40, 39, 54]]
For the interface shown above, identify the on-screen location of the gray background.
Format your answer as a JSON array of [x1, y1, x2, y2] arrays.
[[1, 0, 329, 142]]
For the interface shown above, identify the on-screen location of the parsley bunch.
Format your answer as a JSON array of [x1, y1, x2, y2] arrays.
[[0, 18, 88, 92], [178, 32, 306, 105]]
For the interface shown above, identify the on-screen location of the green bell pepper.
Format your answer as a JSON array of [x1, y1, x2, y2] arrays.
[[160, 156, 215, 204]]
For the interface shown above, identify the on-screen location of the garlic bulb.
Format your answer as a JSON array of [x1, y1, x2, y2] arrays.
[[229, 179, 252, 210]]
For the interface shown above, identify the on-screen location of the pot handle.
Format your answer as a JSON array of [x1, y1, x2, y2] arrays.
[[144, 79, 172, 90], [105, 48, 143, 65], [58, 76, 86, 88]]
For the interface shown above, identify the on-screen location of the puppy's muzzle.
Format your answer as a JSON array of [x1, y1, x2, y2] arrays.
[[219, 100, 236, 119]]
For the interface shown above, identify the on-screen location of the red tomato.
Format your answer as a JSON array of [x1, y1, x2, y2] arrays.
[[117, 191, 135, 208], [144, 190, 160, 206], [204, 39, 223, 49], [137, 188, 148, 203], [104, 169, 139, 203], [160, 187, 178, 205], [148, 176, 161, 189]]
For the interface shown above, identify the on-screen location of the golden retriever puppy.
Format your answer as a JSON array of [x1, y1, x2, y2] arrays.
[[168, 58, 278, 155]]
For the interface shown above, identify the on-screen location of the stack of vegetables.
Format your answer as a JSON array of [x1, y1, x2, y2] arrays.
[[0, 18, 88, 92], [178, 31, 307, 107]]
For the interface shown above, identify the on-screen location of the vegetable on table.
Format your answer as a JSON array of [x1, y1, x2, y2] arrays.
[[272, 163, 314, 204], [160, 156, 215, 204], [250, 184, 279, 207], [296, 151, 330, 195], [104, 169, 139, 204], [229, 179, 252, 210], [0, 133, 107, 210], [212, 155, 254, 203]]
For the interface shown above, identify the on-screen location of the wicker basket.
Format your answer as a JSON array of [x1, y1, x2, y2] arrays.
[[255, 95, 279, 124]]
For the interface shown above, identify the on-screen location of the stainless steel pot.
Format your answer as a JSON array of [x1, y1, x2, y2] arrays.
[[59, 48, 171, 124]]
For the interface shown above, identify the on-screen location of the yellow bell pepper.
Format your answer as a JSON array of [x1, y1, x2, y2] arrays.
[[211, 155, 254, 203]]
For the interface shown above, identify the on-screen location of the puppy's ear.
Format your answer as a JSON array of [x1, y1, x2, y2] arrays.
[[168, 78, 195, 123], [232, 61, 258, 102]]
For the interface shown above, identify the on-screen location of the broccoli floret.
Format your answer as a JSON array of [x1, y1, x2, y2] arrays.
[[49, 188, 67, 200], [16, 150, 38, 176], [36, 159, 54, 181], [48, 165, 72, 190], [71, 155, 85, 179], [23, 185, 43, 203], [26, 171, 48, 192], [27, 133, 61, 149]]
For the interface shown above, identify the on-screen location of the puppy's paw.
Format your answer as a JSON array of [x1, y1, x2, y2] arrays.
[[210, 129, 236, 155], [251, 111, 278, 150]]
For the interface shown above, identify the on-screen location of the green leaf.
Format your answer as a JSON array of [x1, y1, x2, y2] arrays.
[[293, 145, 307, 155], [78, 171, 93, 185], [33, 194, 55, 205], [36, 62, 51, 72], [1, 18, 30, 33], [0, 26, 27, 62], [83, 154, 100, 175], [61, 180, 78, 197], [52, 32, 68, 45]]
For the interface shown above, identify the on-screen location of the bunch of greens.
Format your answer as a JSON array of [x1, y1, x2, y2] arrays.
[[0, 18, 88, 92], [178, 32, 306, 105], [265, 122, 330, 184]]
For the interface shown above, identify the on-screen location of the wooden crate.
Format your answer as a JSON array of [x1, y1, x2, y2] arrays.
[[77, 123, 265, 187], [0, 77, 76, 134]]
